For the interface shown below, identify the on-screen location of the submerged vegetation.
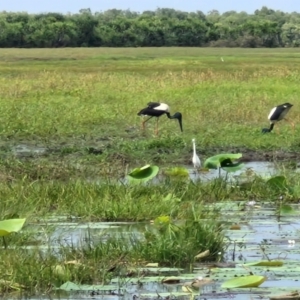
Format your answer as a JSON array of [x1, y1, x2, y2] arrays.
[[1, 47, 300, 297]]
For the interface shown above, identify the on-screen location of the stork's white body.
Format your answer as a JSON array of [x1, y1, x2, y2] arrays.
[[268, 104, 292, 123], [192, 138, 201, 169], [153, 103, 170, 112], [262, 102, 294, 133]]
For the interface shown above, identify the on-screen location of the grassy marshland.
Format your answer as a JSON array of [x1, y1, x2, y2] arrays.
[[1, 47, 300, 296]]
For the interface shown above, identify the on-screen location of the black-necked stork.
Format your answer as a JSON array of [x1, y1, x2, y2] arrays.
[[137, 102, 182, 135], [262, 102, 294, 133], [192, 138, 201, 170]]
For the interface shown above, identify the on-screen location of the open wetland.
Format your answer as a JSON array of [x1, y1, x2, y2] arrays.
[[2, 47, 300, 299]]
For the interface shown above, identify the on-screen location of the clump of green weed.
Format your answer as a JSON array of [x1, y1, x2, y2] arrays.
[[134, 212, 224, 266]]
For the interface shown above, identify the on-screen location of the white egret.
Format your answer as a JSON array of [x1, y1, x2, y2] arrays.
[[192, 138, 201, 171]]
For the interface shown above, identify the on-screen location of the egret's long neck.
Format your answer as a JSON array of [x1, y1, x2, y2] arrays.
[[193, 142, 196, 155]]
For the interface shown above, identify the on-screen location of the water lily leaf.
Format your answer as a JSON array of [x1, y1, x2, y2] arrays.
[[204, 153, 243, 171], [52, 265, 71, 278], [111, 274, 196, 284], [243, 261, 283, 267], [154, 215, 170, 226], [164, 167, 189, 177], [280, 205, 295, 214], [127, 164, 159, 182], [137, 267, 183, 273], [163, 193, 181, 203], [0, 218, 26, 237], [58, 281, 78, 291], [141, 292, 191, 297], [181, 286, 196, 293], [221, 275, 266, 288], [58, 281, 118, 291], [194, 250, 210, 260], [145, 263, 159, 267], [65, 260, 82, 265], [266, 176, 288, 191], [161, 277, 180, 284], [288, 185, 300, 197], [184, 278, 213, 290]]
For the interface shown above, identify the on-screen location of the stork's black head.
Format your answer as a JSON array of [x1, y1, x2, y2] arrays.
[[282, 102, 293, 108], [173, 112, 183, 132]]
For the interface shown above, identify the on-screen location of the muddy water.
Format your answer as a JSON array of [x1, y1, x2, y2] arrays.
[[5, 153, 300, 299], [11, 144, 48, 157], [120, 161, 278, 185], [189, 161, 277, 182], [29, 202, 300, 300]]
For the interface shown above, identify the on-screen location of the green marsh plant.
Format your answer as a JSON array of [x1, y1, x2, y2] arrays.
[[0, 218, 26, 249]]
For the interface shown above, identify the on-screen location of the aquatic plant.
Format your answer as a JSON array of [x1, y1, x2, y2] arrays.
[[0, 46, 300, 299], [204, 153, 244, 178], [221, 275, 266, 288], [127, 164, 159, 183], [0, 218, 26, 249]]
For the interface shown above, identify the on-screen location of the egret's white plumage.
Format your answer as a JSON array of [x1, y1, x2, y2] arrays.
[[192, 138, 201, 169]]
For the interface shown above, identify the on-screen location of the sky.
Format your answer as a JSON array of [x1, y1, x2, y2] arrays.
[[1, 0, 299, 14]]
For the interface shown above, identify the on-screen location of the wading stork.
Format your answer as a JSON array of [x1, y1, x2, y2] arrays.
[[137, 102, 183, 135], [262, 103, 294, 133]]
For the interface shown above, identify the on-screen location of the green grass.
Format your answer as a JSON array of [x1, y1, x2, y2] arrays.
[[0, 47, 300, 175], [1, 47, 300, 296]]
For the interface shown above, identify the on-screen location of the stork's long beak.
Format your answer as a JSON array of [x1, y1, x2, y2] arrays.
[[178, 117, 183, 132]]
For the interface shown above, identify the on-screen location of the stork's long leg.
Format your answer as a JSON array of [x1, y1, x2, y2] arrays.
[[155, 118, 159, 136], [142, 116, 153, 130]]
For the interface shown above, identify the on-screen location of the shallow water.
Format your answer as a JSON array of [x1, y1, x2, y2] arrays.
[[189, 160, 277, 182], [18, 201, 300, 300], [11, 144, 48, 157], [5, 156, 300, 300], [120, 161, 278, 185]]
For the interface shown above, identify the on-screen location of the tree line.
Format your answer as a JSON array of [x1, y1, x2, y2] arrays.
[[1, 6, 300, 48]]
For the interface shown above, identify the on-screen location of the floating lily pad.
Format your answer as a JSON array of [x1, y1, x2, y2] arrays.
[[243, 261, 283, 267], [164, 167, 189, 177], [111, 274, 196, 284], [183, 278, 213, 290], [280, 205, 295, 214], [204, 153, 244, 172], [221, 275, 266, 288], [137, 267, 183, 273], [127, 164, 159, 183], [162, 277, 180, 284], [0, 218, 26, 237], [58, 281, 118, 291], [140, 292, 191, 298], [145, 263, 159, 267]]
